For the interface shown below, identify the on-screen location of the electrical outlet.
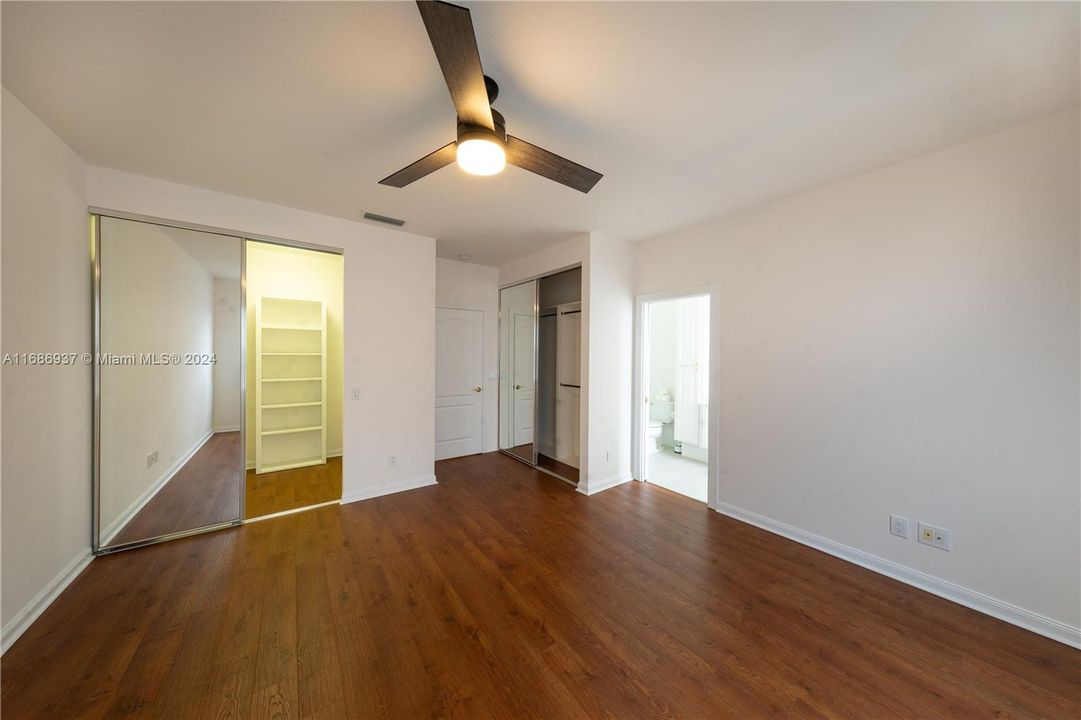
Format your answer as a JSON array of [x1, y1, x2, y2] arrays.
[[918, 522, 950, 551], [352, 387, 360, 400], [388, 454, 398, 467], [147, 450, 158, 469], [890, 515, 909, 539], [605, 449, 613, 462]]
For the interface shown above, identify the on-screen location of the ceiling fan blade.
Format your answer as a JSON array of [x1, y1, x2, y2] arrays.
[[379, 142, 457, 187], [505, 136, 603, 194], [416, 1, 494, 132]]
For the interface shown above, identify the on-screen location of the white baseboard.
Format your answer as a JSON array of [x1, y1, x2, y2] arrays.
[[213, 424, 240, 433], [715, 501, 1081, 649], [341, 474, 437, 504], [1, 548, 93, 655], [100, 429, 214, 546], [577, 472, 633, 496]]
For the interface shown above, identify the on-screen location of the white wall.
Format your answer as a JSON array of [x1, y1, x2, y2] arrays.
[[648, 299, 679, 447], [99, 217, 214, 536], [86, 166, 437, 503], [212, 278, 242, 432], [584, 233, 635, 493], [245, 242, 344, 459], [636, 108, 1081, 642], [1, 88, 92, 649], [499, 234, 590, 288], [435, 258, 498, 453]]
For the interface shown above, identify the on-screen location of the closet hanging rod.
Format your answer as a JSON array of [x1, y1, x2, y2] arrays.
[[560, 309, 582, 315], [539, 311, 557, 318], [559, 383, 582, 389]]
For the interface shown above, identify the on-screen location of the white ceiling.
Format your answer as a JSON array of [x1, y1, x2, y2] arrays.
[[4, 2, 1077, 266], [160, 226, 242, 280]]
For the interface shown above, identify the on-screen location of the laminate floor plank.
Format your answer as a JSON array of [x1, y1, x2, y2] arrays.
[[246, 457, 342, 519], [2, 452, 1078, 719]]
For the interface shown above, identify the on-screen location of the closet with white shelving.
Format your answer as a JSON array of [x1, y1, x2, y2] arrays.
[[254, 296, 327, 473]]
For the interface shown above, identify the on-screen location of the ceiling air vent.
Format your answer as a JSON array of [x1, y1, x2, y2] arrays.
[[363, 211, 406, 227]]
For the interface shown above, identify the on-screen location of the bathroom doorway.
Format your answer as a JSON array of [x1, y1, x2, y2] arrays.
[[635, 289, 714, 504]]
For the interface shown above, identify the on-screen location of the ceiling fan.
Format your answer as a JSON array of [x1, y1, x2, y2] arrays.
[[379, 0, 603, 193]]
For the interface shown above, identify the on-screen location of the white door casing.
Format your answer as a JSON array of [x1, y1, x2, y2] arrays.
[[435, 308, 484, 460]]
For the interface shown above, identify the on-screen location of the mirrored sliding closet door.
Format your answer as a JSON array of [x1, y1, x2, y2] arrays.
[[499, 280, 537, 464], [93, 215, 244, 552], [499, 268, 582, 485]]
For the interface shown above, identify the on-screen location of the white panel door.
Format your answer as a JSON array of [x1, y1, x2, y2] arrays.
[[435, 308, 483, 460], [512, 312, 535, 446]]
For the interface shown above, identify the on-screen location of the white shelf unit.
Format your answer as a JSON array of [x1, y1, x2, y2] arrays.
[[254, 296, 327, 473]]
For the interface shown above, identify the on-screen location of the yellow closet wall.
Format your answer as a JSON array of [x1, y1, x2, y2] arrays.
[[246, 241, 343, 464]]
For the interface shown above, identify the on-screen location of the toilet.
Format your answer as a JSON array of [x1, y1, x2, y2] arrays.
[[647, 394, 675, 453]]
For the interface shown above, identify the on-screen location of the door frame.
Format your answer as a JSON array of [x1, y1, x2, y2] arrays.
[[633, 285, 720, 509]]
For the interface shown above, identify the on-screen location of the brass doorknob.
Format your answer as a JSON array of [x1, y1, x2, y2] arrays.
[[515, 384, 522, 390], [474, 386, 482, 392]]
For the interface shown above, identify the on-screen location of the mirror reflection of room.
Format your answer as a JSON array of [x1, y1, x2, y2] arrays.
[[647, 295, 709, 502], [245, 241, 343, 518], [498, 281, 537, 463], [97, 216, 243, 548]]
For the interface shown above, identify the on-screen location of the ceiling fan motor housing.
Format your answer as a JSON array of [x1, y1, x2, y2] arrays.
[[458, 108, 506, 146]]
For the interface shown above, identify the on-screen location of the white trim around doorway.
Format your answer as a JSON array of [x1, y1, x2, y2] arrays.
[[633, 285, 721, 509]]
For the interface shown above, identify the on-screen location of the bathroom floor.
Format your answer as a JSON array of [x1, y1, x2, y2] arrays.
[[647, 448, 708, 502]]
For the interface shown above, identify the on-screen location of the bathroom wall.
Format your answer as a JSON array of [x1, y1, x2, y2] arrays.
[[648, 299, 679, 447]]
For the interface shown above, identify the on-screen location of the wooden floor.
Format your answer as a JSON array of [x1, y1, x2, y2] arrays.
[[5, 452, 1078, 719], [111, 431, 242, 545], [246, 456, 342, 519]]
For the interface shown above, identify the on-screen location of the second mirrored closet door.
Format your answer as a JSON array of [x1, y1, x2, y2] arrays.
[[499, 267, 582, 484]]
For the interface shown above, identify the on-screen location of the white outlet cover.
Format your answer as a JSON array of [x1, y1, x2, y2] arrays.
[[890, 514, 909, 539]]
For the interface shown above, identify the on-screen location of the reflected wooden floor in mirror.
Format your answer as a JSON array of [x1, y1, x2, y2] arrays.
[[245, 457, 341, 519], [110, 432, 242, 545], [537, 453, 579, 484]]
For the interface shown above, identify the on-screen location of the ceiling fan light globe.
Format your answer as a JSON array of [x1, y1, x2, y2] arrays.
[[457, 137, 506, 176]]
